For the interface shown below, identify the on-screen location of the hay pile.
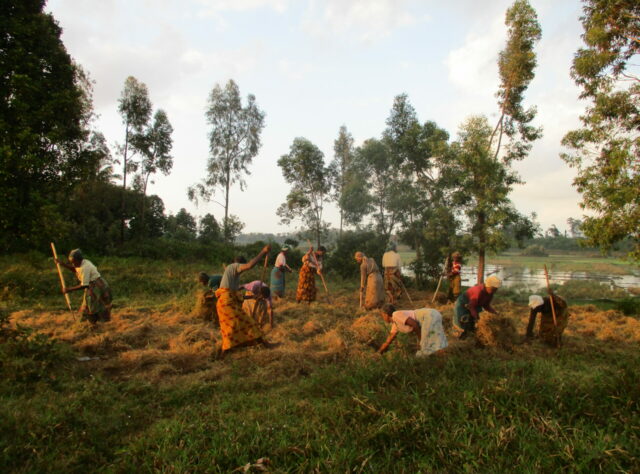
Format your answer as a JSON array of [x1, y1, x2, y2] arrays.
[[476, 313, 518, 349], [7, 287, 640, 385]]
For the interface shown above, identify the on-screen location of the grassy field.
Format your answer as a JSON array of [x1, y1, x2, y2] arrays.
[[1, 255, 640, 472]]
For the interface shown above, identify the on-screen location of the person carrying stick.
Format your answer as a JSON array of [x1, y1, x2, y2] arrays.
[[55, 249, 112, 324], [526, 294, 569, 347], [382, 243, 403, 304]]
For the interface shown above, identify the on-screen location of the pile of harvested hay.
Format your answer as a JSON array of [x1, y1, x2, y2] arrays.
[[476, 313, 519, 349]]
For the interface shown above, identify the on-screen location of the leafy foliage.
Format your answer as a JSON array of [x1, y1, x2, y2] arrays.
[[189, 80, 265, 241], [561, 0, 639, 260], [277, 138, 333, 247], [0, 0, 86, 252]]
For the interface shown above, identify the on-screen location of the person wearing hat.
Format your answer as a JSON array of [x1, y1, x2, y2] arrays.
[[197, 272, 222, 323], [453, 275, 502, 339], [382, 243, 403, 304], [55, 249, 112, 324], [446, 252, 463, 302], [355, 251, 385, 310], [270, 246, 292, 299], [526, 293, 569, 347]]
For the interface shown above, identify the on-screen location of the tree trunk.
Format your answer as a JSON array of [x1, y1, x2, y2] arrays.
[[224, 167, 230, 242], [120, 123, 129, 244], [477, 211, 486, 284], [339, 210, 343, 240], [141, 172, 150, 236]]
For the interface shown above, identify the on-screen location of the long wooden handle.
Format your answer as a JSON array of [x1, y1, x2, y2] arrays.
[[260, 253, 268, 283], [431, 256, 448, 303], [50, 242, 73, 314], [543, 264, 558, 328]]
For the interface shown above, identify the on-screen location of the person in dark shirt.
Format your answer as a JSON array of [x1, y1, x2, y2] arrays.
[[453, 275, 502, 339], [526, 294, 569, 347]]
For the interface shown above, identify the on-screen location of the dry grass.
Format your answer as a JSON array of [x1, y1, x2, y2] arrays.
[[7, 287, 640, 384]]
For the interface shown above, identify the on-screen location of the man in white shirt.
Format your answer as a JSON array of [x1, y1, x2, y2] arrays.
[[381, 243, 403, 304]]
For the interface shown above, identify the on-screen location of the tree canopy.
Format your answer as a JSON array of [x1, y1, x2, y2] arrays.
[[562, 0, 639, 260]]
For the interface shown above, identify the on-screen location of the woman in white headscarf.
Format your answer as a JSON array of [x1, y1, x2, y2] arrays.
[[526, 293, 569, 347]]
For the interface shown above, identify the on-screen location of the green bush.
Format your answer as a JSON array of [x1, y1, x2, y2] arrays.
[[521, 244, 548, 257], [327, 230, 387, 279]]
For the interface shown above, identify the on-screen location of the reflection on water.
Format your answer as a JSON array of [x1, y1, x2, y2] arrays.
[[402, 264, 640, 292], [459, 265, 640, 291]]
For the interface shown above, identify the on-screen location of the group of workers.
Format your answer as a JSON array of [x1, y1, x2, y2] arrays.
[[56, 242, 569, 357]]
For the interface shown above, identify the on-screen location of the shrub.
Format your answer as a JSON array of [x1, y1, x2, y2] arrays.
[[521, 244, 548, 257], [327, 230, 387, 279]]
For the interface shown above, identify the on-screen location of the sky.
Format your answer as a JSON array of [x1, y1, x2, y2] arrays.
[[46, 0, 589, 236]]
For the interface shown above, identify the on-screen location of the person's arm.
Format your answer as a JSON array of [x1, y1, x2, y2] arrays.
[[54, 258, 75, 272], [526, 308, 538, 338], [378, 331, 397, 354], [484, 293, 497, 314], [63, 284, 88, 294], [238, 245, 271, 273]]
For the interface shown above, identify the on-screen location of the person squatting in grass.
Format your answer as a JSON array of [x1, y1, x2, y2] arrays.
[[453, 275, 502, 339], [447, 251, 463, 302], [197, 272, 222, 324], [382, 242, 403, 304], [355, 251, 385, 310], [216, 245, 274, 354], [296, 246, 326, 303], [241, 280, 274, 327], [270, 246, 292, 299], [377, 304, 448, 356], [526, 293, 569, 347], [56, 249, 112, 324]]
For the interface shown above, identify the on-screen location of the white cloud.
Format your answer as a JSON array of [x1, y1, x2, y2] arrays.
[[302, 0, 426, 43], [196, 0, 289, 16], [445, 14, 503, 97]]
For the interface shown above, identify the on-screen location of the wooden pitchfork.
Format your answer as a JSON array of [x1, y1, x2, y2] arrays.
[[307, 240, 332, 304], [50, 242, 75, 320], [543, 264, 560, 346]]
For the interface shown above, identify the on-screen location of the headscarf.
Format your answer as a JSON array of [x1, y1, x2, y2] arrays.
[[528, 294, 544, 309], [451, 251, 461, 259], [385, 242, 397, 252], [484, 275, 502, 289], [281, 246, 290, 252], [68, 249, 83, 262]]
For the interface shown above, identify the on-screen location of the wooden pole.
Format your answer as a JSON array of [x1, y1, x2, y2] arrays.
[[543, 264, 560, 347], [307, 240, 331, 303], [543, 265, 558, 328], [431, 256, 449, 303], [399, 279, 414, 307], [260, 253, 268, 283], [50, 242, 74, 318]]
